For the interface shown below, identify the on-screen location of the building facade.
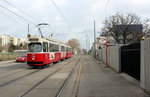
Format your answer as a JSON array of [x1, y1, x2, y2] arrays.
[[0, 35, 27, 52], [0, 35, 13, 46]]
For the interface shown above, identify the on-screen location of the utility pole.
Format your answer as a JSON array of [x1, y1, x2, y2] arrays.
[[93, 21, 96, 58], [27, 24, 31, 39], [86, 33, 87, 54], [89, 38, 90, 52], [28, 24, 29, 34]]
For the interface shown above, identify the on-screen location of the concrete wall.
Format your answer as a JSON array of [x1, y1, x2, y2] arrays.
[[141, 39, 150, 93], [102, 45, 121, 72], [108, 45, 121, 72]]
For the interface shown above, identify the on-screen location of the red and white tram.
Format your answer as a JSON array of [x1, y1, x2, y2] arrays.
[[27, 35, 72, 68]]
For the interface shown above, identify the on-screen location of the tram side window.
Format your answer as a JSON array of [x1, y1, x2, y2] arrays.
[[43, 42, 48, 52], [68, 48, 70, 52], [67, 48, 71, 52], [70, 48, 72, 52], [49, 43, 59, 52], [54, 45, 59, 52], [61, 46, 65, 52], [66, 47, 69, 52], [49, 43, 53, 52], [64, 46, 66, 52]]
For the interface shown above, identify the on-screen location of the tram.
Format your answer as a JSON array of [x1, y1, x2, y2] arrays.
[[27, 35, 72, 68]]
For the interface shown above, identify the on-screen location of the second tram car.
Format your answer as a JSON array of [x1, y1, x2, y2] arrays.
[[27, 35, 72, 68]]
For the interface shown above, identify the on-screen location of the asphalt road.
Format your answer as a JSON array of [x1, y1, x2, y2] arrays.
[[0, 55, 81, 97]]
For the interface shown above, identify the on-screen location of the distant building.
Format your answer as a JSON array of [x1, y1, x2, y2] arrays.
[[0, 35, 28, 46], [0, 35, 13, 46], [13, 37, 19, 46], [19, 38, 28, 46], [0, 35, 28, 52], [103, 24, 143, 44]]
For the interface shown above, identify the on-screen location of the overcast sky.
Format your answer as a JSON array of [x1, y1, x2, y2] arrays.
[[0, 0, 150, 49]]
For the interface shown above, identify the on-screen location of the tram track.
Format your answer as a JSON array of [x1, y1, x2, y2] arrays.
[[0, 68, 29, 80], [17, 56, 82, 97], [49, 55, 85, 97], [19, 65, 65, 97], [73, 56, 84, 97], [0, 69, 42, 87], [55, 57, 82, 97], [0, 57, 74, 88]]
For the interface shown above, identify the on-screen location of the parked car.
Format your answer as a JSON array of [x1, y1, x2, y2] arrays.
[[16, 54, 27, 62]]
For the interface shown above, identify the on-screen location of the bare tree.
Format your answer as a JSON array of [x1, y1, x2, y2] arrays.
[[142, 18, 150, 37], [101, 13, 143, 44], [67, 38, 80, 53]]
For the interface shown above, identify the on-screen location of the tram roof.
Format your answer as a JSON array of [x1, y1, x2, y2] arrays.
[[28, 35, 71, 48]]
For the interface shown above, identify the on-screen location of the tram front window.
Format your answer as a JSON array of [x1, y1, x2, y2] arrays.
[[28, 43, 42, 52]]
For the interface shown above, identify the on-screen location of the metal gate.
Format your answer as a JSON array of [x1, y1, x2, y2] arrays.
[[121, 43, 140, 81]]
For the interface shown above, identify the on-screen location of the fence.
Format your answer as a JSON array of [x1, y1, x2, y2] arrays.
[[99, 39, 150, 92], [102, 45, 122, 72], [121, 43, 140, 81], [141, 39, 150, 93], [0, 52, 19, 61]]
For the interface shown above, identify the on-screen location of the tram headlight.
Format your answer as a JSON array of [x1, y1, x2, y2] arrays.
[[32, 58, 35, 60], [32, 54, 35, 61]]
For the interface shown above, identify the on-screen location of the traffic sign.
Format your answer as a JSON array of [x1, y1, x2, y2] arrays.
[[99, 37, 107, 45]]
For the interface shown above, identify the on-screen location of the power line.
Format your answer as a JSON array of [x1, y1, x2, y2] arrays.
[[104, 0, 111, 21], [2, 0, 39, 22], [0, 11, 26, 26], [0, 12, 27, 38], [105, 0, 111, 8], [2, 0, 57, 37], [51, 0, 70, 26], [2, 0, 62, 37], [0, 4, 36, 25], [47, 25, 57, 33]]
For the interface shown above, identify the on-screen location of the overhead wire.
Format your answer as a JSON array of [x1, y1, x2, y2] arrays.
[[95, 0, 111, 37], [0, 0, 71, 38], [105, 0, 111, 8], [47, 25, 57, 33], [0, 11, 27, 38], [0, 11, 26, 26], [1, 0, 53, 37], [0, 1, 41, 38], [50, 0, 70, 26], [104, 0, 111, 19], [2, 0, 39, 22], [0, 4, 35, 38], [0, 4, 36, 25]]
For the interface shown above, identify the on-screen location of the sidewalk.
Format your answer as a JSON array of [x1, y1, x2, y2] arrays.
[[77, 55, 149, 97], [61, 55, 150, 97]]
